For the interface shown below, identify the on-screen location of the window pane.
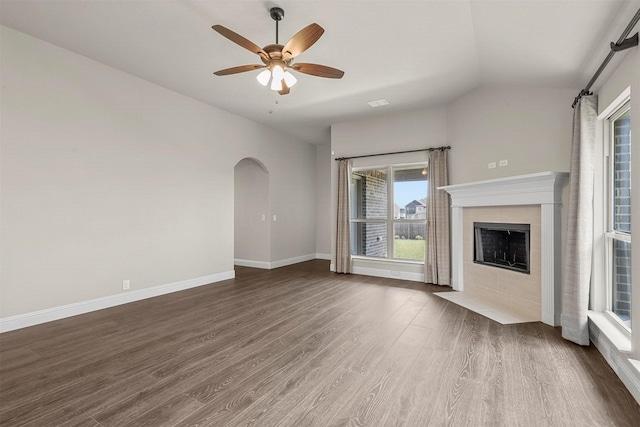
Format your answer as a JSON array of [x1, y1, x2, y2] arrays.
[[350, 222, 387, 257], [393, 223, 426, 260], [393, 167, 427, 219], [612, 239, 631, 329], [351, 169, 387, 219], [613, 109, 631, 233]]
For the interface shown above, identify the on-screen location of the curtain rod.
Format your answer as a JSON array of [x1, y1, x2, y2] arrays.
[[334, 146, 450, 161], [572, 7, 640, 108]]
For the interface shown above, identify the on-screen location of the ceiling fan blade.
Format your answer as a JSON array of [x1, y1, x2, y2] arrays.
[[290, 63, 344, 79], [214, 64, 265, 76], [278, 81, 291, 95], [212, 25, 268, 59], [282, 23, 324, 60]]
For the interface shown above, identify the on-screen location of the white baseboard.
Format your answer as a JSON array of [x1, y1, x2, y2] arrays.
[[315, 253, 331, 260], [352, 266, 425, 282], [270, 253, 317, 269], [234, 259, 271, 269], [235, 254, 319, 270], [0, 271, 235, 333], [589, 314, 640, 405]]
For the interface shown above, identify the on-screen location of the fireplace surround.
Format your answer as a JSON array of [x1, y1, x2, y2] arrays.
[[439, 172, 568, 326]]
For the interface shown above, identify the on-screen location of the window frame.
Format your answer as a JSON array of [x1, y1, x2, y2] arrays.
[[602, 98, 632, 335], [350, 163, 428, 263]]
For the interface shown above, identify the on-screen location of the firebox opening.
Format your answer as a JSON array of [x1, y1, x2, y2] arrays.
[[473, 222, 530, 274]]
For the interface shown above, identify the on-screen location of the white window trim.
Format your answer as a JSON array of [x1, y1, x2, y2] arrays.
[[591, 86, 632, 340]]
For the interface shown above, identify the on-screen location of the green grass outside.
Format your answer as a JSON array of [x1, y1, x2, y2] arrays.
[[394, 239, 425, 261]]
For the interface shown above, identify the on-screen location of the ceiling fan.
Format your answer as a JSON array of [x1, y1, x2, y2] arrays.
[[212, 7, 344, 95]]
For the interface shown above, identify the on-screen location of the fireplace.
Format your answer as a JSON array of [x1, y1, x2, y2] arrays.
[[438, 172, 569, 326], [474, 222, 530, 274]]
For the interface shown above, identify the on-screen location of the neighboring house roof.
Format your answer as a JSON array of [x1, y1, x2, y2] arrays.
[[405, 199, 426, 208]]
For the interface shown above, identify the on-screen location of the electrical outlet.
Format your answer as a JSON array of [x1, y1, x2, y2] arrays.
[[390, 271, 400, 277], [273, 215, 277, 222], [261, 214, 266, 222], [488, 162, 497, 169], [122, 280, 130, 290], [499, 159, 508, 167]]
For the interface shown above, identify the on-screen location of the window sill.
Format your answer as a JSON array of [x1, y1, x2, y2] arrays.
[[351, 255, 424, 266], [588, 311, 631, 353]]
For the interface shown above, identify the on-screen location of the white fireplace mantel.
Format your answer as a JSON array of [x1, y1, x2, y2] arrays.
[[439, 171, 569, 326]]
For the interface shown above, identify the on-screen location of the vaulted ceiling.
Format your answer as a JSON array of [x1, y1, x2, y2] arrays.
[[1, 0, 637, 144]]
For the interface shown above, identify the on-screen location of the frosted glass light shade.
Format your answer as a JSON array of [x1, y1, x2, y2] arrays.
[[271, 65, 284, 81], [270, 78, 283, 91], [283, 71, 297, 87], [256, 69, 271, 86]]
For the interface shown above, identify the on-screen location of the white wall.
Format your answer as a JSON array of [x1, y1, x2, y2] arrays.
[[0, 26, 316, 319], [315, 142, 332, 257], [447, 87, 575, 184], [267, 142, 317, 264], [234, 159, 270, 263]]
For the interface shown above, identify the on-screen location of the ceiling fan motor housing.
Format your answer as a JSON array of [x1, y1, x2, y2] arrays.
[[261, 44, 292, 68]]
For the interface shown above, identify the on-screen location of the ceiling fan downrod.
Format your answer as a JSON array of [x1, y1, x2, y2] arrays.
[[270, 7, 285, 44]]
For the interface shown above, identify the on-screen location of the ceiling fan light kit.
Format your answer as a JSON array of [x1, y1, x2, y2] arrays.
[[212, 6, 344, 95]]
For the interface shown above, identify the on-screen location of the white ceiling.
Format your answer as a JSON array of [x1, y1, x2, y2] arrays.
[[1, 0, 637, 144]]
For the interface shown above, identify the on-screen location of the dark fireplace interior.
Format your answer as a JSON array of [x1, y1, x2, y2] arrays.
[[474, 222, 530, 274]]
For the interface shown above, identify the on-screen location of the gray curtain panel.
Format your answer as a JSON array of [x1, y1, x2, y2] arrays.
[[561, 95, 597, 346], [425, 149, 451, 285], [336, 159, 352, 274]]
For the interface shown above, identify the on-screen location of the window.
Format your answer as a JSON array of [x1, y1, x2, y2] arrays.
[[350, 165, 427, 261], [605, 101, 632, 330]]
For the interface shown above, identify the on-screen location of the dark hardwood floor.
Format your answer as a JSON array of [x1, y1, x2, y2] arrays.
[[1, 260, 639, 426]]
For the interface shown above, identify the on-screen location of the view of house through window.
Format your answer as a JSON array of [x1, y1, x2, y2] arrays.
[[607, 104, 632, 330], [350, 165, 427, 261]]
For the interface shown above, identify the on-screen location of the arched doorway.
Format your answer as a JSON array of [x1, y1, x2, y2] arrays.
[[234, 158, 270, 267]]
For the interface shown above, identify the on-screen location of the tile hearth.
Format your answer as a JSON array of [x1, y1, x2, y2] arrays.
[[434, 292, 539, 324]]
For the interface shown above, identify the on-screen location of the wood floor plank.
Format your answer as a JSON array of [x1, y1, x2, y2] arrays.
[[0, 347, 41, 373], [383, 345, 451, 427], [174, 319, 355, 426], [376, 297, 467, 426], [475, 320, 511, 426], [68, 418, 102, 427], [540, 324, 639, 426], [221, 298, 427, 427], [122, 394, 204, 427], [434, 313, 501, 426], [175, 296, 427, 427], [146, 278, 358, 380], [1, 272, 332, 383], [182, 306, 351, 403], [91, 280, 373, 426], [271, 301, 427, 427], [18, 373, 158, 427], [1, 260, 638, 427], [0, 275, 349, 411], [323, 324, 428, 427]]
